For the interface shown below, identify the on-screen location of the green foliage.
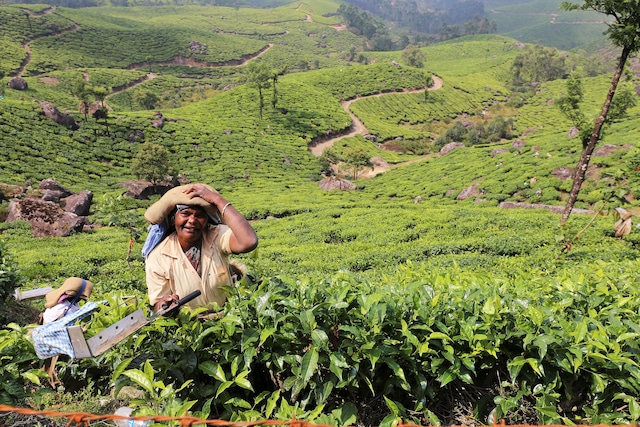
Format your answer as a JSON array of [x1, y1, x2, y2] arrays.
[[510, 44, 570, 89], [401, 45, 426, 68], [131, 142, 172, 185], [0, 323, 45, 405], [341, 146, 372, 180], [1, 3, 640, 423], [133, 89, 159, 111], [607, 84, 637, 123], [0, 241, 24, 322]]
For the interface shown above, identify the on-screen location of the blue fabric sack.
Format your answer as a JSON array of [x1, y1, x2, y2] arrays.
[[32, 301, 100, 359], [141, 220, 170, 259]]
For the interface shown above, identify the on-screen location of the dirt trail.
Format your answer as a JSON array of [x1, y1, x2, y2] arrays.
[[309, 75, 443, 157], [308, 75, 443, 178], [16, 22, 80, 78], [127, 43, 273, 71]]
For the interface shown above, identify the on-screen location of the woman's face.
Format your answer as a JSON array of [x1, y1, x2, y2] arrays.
[[173, 206, 208, 249]]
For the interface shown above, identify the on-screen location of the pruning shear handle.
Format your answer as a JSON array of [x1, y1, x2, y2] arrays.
[[157, 290, 202, 317]]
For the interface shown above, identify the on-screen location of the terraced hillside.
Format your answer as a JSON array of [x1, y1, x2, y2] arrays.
[[2, 2, 640, 425]]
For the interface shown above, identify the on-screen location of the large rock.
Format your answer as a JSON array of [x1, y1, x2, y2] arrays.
[[457, 184, 480, 201], [63, 190, 93, 216], [440, 142, 464, 155], [318, 177, 355, 191], [8, 77, 28, 90], [4, 179, 93, 237], [120, 180, 175, 199], [39, 178, 72, 202], [38, 101, 79, 130], [6, 198, 88, 237]]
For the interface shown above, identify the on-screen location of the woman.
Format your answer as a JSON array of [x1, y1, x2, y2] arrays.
[[144, 183, 258, 314]]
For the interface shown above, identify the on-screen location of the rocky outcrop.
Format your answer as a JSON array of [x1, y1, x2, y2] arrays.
[[63, 190, 93, 216], [457, 184, 480, 201], [38, 101, 79, 130], [440, 142, 464, 155], [120, 180, 175, 199], [7, 198, 89, 237], [318, 177, 355, 191], [4, 179, 92, 237], [8, 77, 28, 90]]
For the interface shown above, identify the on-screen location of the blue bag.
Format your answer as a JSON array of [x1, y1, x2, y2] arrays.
[[32, 302, 100, 359]]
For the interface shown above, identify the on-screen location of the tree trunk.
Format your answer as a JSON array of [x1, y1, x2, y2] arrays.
[[560, 45, 631, 225]]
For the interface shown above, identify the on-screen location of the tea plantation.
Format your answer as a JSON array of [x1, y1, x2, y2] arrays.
[[2, 1, 640, 426]]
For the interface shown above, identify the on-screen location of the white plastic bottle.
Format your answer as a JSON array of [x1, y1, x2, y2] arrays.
[[114, 407, 152, 427]]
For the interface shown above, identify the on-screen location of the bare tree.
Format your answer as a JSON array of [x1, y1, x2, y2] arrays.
[[559, 0, 640, 225]]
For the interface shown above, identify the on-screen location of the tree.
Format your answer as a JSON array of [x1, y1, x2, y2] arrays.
[[342, 146, 372, 180], [319, 148, 340, 176], [90, 85, 110, 135], [559, 0, 640, 225], [556, 73, 591, 147], [134, 89, 159, 110], [246, 61, 271, 120], [131, 142, 172, 185], [270, 67, 286, 110], [510, 45, 568, 88], [402, 45, 426, 68], [71, 74, 92, 120]]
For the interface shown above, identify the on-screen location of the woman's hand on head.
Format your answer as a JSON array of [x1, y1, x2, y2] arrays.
[[183, 184, 218, 204]]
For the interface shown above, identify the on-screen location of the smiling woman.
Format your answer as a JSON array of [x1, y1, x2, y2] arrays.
[[143, 183, 258, 315]]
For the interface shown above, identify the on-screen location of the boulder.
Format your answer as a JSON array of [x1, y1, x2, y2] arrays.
[[593, 144, 630, 157], [63, 190, 93, 216], [439, 142, 464, 155], [120, 180, 174, 199], [38, 101, 79, 130], [6, 198, 88, 237], [457, 184, 480, 201], [128, 130, 145, 143], [318, 177, 355, 191], [370, 157, 389, 168], [512, 139, 526, 150], [42, 189, 68, 203], [39, 178, 72, 195], [552, 166, 574, 180], [8, 77, 28, 90], [491, 148, 510, 157], [4, 179, 93, 237], [152, 112, 165, 129]]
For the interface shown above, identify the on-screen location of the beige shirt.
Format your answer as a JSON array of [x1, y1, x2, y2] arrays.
[[146, 225, 233, 311]]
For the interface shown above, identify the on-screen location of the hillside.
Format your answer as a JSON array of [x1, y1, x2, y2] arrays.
[[2, 2, 640, 425], [485, 0, 611, 51], [1, 1, 639, 267]]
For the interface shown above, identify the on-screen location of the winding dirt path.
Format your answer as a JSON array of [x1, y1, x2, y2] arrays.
[[309, 74, 443, 157], [127, 43, 274, 71], [308, 75, 443, 178], [15, 19, 80, 78]]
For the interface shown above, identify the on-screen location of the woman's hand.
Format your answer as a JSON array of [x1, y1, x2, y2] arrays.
[[154, 294, 179, 313], [183, 184, 220, 205]]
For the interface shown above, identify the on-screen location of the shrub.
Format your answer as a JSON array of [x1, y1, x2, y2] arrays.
[[0, 240, 24, 320]]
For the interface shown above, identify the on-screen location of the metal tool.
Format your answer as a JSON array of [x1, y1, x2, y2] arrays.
[[68, 290, 201, 358]]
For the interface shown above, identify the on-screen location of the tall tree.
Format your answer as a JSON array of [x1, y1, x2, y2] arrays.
[[559, 0, 640, 225], [71, 74, 92, 121], [246, 61, 271, 120], [342, 146, 372, 180], [132, 142, 172, 185], [134, 89, 159, 110]]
